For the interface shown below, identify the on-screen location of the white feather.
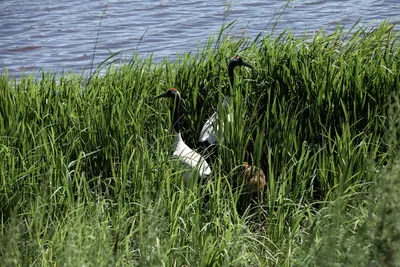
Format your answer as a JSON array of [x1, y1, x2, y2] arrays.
[[173, 132, 212, 183], [199, 96, 232, 145]]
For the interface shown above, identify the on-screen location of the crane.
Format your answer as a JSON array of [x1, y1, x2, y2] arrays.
[[198, 55, 253, 148], [153, 88, 212, 183]]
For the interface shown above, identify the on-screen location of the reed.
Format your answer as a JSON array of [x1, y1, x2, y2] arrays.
[[1, 21, 399, 266]]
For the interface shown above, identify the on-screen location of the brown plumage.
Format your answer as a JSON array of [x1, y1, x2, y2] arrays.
[[236, 162, 266, 214], [242, 162, 266, 196]]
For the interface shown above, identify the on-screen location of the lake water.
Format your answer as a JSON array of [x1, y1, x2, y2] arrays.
[[1, 0, 399, 78]]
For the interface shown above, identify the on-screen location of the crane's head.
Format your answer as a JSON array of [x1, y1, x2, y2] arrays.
[[153, 88, 181, 100], [153, 88, 182, 133], [228, 55, 253, 69]]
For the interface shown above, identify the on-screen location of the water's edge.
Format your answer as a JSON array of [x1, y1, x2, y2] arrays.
[[1, 0, 399, 78]]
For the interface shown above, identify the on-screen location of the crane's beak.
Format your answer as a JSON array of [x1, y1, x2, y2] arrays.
[[152, 92, 169, 100], [242, 61, 254, 70]]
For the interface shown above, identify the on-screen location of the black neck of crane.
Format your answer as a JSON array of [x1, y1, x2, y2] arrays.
[[171, 95, 181, 134], [227, 62, 237, 97]]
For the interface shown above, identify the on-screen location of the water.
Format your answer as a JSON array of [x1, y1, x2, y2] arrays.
[[1, 0, 399, 78]]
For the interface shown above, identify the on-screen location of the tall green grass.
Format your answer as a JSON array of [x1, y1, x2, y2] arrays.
[[1, 21, 400, 266]]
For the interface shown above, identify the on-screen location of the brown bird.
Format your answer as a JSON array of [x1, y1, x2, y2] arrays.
[[242, 162, 266, 200], [235, 162, 266, 215]]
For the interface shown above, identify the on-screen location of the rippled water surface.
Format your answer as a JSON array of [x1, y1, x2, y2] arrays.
[[1, 0, 399, 78]]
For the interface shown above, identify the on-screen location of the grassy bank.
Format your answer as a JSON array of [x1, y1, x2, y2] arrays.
[[1, 21, 400, 266]]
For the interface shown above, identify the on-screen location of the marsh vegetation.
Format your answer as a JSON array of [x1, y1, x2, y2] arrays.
[[1, 22, 400, 266]]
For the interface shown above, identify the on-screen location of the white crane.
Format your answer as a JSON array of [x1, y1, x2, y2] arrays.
[[198, 56, 253, 147], [153, 88, 212, 183]]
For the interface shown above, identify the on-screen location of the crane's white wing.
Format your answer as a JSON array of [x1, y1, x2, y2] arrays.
[[199, 111, 219, 144], [199, 96, 233, 145], [198, 111, 232, 145], [173, 136, 211, 183]]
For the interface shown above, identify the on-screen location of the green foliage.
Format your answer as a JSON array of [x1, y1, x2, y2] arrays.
[[1, 21, 400, 266]]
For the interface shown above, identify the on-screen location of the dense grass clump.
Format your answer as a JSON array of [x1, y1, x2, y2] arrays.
[[1, 22, 400, 266]]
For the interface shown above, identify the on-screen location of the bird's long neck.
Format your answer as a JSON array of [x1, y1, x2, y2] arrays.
[[227, 63, 236, 97], [171, 96, 181, 134], [170, 97, 186, 156]]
